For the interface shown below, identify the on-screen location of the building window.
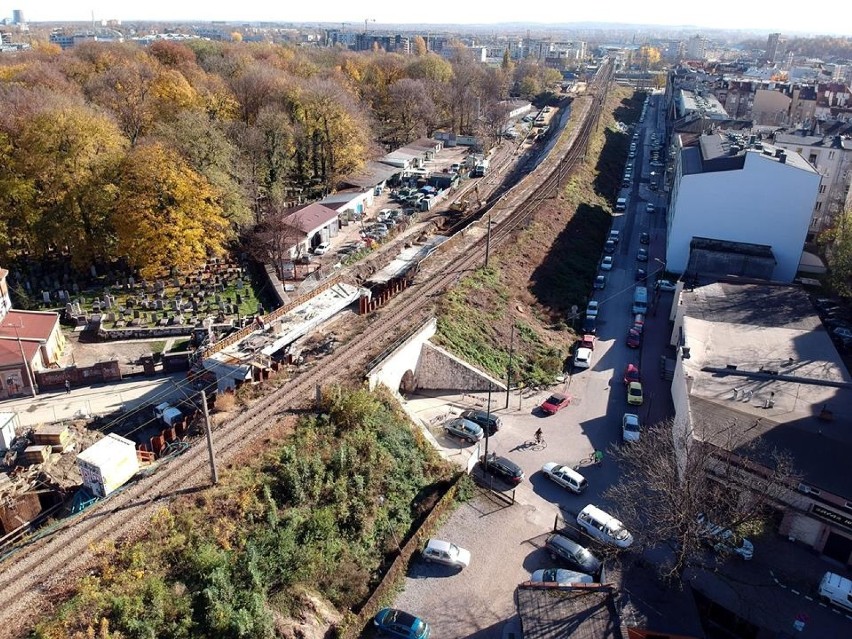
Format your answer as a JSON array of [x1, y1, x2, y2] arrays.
[[809, 153, 818, 165], [820, 184, 827, 194], [829, 151, 835, 160], [815, 201, 822, 212]]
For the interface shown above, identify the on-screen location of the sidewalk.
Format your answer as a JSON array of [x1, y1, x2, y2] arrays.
[[0, 373, 187, 427]]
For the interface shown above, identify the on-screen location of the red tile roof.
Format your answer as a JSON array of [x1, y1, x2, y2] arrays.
[[282, 203, 340, 234], [0, 310, 58, 342], [0, 336, 41, 368]]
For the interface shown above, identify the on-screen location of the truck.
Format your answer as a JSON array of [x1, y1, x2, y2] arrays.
[[154, 402, 183, 427], [631, 286, 648, 314], [472, 159, 490, 177]]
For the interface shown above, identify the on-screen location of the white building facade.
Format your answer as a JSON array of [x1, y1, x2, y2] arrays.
[[666, 134, 820, 282]]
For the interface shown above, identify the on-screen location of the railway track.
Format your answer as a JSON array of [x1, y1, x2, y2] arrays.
[[0, 61, 613, 636]]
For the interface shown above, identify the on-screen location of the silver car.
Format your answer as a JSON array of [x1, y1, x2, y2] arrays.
[[530, 568, 593, 585], [422, 539, 471, 569], [443, 417, 483, 443]]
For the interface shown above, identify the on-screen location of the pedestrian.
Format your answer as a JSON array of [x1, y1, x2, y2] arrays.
[[65, 379, 71, 394]]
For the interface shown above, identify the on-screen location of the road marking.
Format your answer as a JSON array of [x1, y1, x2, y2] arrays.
[[791, 589, 800, 595]]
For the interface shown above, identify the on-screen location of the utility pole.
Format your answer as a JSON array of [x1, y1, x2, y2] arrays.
[[12, 325, 36, 398], [485, 214, 492, 267], [483, 382, 493, 462], [201, 390, 219, 485], [505, 323, 515, 409]]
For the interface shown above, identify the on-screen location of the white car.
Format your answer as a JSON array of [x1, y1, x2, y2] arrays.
[[541, 463, 588, 493], [622, 413, 640, 442], [697, 514, 754, 560], [656, 279, 678, 292], [577, 504, 634, 549], [313, 242, 331, 255], [600, 256, 614, 271], [422, 538, 471, 569], [573, 347, 592, 370]]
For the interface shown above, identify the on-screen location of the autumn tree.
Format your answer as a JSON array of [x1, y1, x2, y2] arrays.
[[818, 208, 852, 297], [113, 142, 230, 279], [413, 35, 428, 57], [12, 103, 126, 265], [385, 79, 436, 147], [604, 418, 798, 582], [247, 206, 307, 280]]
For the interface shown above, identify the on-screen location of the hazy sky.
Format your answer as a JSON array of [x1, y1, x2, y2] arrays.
[[8, 1, 852, 36]]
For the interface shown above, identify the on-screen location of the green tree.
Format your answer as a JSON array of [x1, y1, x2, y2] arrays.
[[113, 142, 230, 279], [819, 208, 852, 296]]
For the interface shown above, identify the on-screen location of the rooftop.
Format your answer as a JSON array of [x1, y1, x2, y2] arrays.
[[516, 584, 624, 639], [282, 203, 340, 234], [679, 282, 852, 497], [682, 134, 816, 175]]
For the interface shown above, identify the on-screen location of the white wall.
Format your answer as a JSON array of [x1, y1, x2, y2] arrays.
[[666, 151, 819, 282]]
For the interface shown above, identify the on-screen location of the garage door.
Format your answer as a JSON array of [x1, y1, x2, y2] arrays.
[[823, 531, 852, 565]]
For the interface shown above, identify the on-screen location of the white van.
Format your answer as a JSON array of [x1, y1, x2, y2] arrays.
[[577, 504, 634, 548], [818, 571, 852, 613]]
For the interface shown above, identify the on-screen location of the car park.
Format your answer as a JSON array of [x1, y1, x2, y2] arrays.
[[443, 417, 483, 443], [480, 454, 525, 485], [586, 300, 599, 318], [593, 275, 607, 290], [421, 538, 471, 569], [637, 248, 648, 262], [622, 413, 640, 442], [626, 328, 642, 349], [541, 393, 570, 414], [640, 232, 649, 244], [600, 256, 614, 271], [541, 462, 588, 493], [577, 504, 634, 549], [573, 347, 592, 370], [374, 608, 431, 639], [627, 381, 644, 405], [697, 514, 754, 560], [623, 363, 640, 385], [313, 242, 331, 255], [544, 534, 602, 575], [460, 409, 501, 436]]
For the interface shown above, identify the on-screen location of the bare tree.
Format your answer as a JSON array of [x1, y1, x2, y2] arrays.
[[604, 418, 799, 583], [246, 207, 306, 280]]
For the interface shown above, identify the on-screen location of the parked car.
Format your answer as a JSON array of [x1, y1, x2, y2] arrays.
[[608, 230, 620, 244], [622, 413, 641, 442], [541, 393, 570, 414], [480, 453, 525, 485], [586, 300, 600, 318], [600, 256, 614, 271], [623, 363, 640, 385], [460, 409, 501, 436], [646, 203, 655, 213], [581, 315, 597, 335], [544, 534, 602, 575], [541, 462, 588, 493], [833, 326, 852, 341], [573, 347, 592, 370], [627, 381, 644, 406], [374, 608, 431, 639], [313, 242, 331, 255], [626, 328, 642, 349], [577, 504, 634, 549], [656, 279, 678, 292], [603, 240, 616, 254], [421, 538, 471, 569], [640, 232, 649, 244], [637, 248, 648, 262], [635, 268, 647, 282], [697, 514, 754, 560], [529, 568, 593, 585], [593, 275, 607, 290], [579, 334, 596, 351], [443, 417, 483, 443]]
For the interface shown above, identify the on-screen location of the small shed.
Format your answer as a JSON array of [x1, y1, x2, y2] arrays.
[[77, 434, 140, 498]]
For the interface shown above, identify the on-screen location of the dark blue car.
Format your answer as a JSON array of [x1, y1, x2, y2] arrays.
[[374, 608, 431, 638]]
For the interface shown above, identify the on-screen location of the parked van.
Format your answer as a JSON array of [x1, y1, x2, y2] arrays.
[[577, 504, 634, 549], [818, 571, 852, 612]]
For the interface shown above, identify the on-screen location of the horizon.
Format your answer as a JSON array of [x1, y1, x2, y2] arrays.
[[7, 1, 852, 37]]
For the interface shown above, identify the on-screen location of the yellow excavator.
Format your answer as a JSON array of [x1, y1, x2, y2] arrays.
[[450, 184, 482, 213]]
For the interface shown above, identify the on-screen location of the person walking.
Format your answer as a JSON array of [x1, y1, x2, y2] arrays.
[[64, 379, 71, 394]]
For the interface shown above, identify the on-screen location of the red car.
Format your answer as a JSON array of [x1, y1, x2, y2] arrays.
[[579, 334, 596, 351], [626, 329, 642, 349], [624, 364, 640, 385], [540, 393, 570, 415]]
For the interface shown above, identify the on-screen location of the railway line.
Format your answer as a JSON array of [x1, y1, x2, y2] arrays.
[[0, 61, 613, 636]]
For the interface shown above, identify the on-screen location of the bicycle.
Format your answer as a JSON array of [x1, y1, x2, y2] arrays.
[[574, 451, 604, 470]]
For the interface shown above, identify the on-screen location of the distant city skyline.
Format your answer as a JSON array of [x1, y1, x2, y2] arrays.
[[7, 0, 852, 36]]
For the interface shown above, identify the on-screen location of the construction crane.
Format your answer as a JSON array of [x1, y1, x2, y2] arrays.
[[364, 18, 375, 34]]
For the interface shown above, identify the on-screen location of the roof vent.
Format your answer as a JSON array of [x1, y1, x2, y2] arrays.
[[725, 364, 738, 370]]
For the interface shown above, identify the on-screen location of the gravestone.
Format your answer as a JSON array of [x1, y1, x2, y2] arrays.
[[235, 293, 242, 306], [128, 276, 135, 287], [57, 290, 67, 302], [257, 303, 264, 315], [90, 265, 97, 277], [73, 301, 83, 315], [106, 312, 116, 323], [42, 291, 51, 304], [173, 299, 182, 312], [236, 279, 244, 290], [191, 299, 199, 314], [72, 282, 80, 294], [65, 303, 75, 317], [133, 309, 141, 320], [92, 300, 101, 313], [155, 299, 164, 310]]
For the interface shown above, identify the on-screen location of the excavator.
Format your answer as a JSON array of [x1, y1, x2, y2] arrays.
[[449, 184, 483, 213]]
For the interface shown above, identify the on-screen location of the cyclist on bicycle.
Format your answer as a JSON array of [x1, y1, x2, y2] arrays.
[[593, 449, 604, 465], [534, 428, 543, 444]]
